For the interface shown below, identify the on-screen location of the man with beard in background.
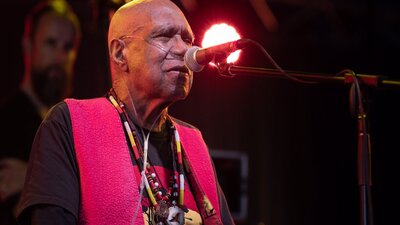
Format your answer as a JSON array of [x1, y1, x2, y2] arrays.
[[0, 1, 80, 224]]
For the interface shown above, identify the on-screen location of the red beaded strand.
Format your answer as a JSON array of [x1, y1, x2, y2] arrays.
[[108, 92, 185, 212]]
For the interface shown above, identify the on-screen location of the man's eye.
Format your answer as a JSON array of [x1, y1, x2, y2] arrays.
[[64, 43, 74, 53], [156, 34, 173, 41], [183, 38, 193, 45]]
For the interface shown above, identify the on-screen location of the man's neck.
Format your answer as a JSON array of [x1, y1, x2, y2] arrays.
[[127, 104, 168, 132], [114, 88, 170, 132]]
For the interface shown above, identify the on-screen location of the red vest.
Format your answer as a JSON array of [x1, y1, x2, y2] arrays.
[[65, 98, 222, 225]]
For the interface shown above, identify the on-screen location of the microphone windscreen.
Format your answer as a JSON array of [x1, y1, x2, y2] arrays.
[[184, 46, 204, 72]]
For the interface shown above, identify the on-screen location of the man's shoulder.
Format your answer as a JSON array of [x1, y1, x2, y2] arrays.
[[170, 117, 200, 131], [64, 97, 114, 113], [64, 97, 107, 105], [0, 90, 39, 127], [43, 97, 110, 133], [0, 90, 34, 113], [44, 101, 71, 123]]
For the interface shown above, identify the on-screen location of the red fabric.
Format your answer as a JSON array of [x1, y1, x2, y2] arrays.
[[66, 98, 143, 225], [174, 123, 220, 215], [66, 97, 222, 224]]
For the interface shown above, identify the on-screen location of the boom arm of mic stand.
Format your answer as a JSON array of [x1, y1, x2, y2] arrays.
[[216, 63, 400, 89]]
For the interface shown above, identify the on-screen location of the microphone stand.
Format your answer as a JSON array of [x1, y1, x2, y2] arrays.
[[215, 63, 400, 225], [215, 64, 400, 89]]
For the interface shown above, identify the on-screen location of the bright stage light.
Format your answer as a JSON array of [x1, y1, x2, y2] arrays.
[[201, 23, 241, 64]]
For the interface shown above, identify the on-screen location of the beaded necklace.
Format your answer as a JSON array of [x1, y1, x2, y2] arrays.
[[107, 91, 186, 224]]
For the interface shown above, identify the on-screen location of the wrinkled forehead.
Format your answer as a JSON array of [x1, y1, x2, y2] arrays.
[[108, 0, 194, 46], [127, 3, 193, 37]]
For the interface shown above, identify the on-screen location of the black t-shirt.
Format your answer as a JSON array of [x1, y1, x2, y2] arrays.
[[17, 101, 235, 225]]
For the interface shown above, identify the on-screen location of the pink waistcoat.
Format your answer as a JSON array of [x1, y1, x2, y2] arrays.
[[65, 98, 222, 225]]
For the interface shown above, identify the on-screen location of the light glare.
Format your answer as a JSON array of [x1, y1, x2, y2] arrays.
[[201, 23, 241, 63]]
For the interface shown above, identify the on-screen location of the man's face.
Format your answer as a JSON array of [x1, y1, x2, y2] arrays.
[[124, 4, 194, 103], [29, 12, 77, 106]]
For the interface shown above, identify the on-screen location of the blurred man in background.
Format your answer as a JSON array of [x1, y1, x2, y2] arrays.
[[0, 0, 80, 224]]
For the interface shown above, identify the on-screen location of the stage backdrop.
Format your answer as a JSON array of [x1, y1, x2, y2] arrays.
[[1, 1, 399, 225]]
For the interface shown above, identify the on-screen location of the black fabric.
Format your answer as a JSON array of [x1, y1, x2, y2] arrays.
[[0, 91, 42, 225], [31, 204, 76, 225], [17, 101, 235, 225], [17, 102, 79, 224]]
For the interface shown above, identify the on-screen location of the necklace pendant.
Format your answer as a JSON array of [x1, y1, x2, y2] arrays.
[[166, 206, 185, 225], [154, 200, 169, 222]]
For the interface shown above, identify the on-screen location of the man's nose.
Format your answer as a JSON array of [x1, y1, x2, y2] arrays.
[[55, 46, 69, 65], [170, 36, 190, 57]]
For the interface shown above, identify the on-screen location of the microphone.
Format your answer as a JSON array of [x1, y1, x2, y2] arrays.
[[184, 38, 251, 72]]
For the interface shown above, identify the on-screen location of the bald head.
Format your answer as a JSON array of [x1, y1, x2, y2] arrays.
[[107, 0, 195, 126], [108, 0, 187, 47], [108, 0, 193, 84]]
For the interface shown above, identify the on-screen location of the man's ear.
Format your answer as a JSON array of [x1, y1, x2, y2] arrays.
[[110, 39, 128, 72]]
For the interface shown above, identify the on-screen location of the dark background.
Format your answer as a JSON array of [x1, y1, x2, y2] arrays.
[[1, 0, 399, 224]]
